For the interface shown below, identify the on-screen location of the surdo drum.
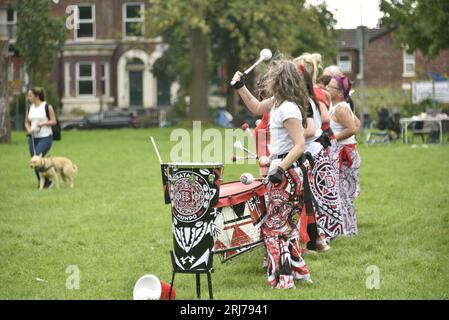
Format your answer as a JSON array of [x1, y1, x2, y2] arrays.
[[165, 163, 223, 272], [213, 180, 267, 262]]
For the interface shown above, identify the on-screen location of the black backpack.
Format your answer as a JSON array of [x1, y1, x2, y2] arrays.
[[45, 104, 61, 141]]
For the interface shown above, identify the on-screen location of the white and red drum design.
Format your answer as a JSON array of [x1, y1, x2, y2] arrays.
[[213, 180, 267, 262], [166, 163, 223, 271], [168, 163, 223, 224]]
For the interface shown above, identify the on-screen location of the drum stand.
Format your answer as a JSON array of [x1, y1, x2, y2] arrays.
[[169, 250, 214, 300]]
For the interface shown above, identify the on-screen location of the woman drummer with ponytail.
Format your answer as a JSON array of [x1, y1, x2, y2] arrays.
[[232, 59, 313, 289]]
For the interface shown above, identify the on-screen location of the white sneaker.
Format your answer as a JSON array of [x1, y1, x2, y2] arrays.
[[316, 239, 331, 252]]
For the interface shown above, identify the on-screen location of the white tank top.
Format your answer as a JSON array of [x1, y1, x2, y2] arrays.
[[330, 101, 357, 145], [28, 102, 52, 138], [305, 98, 323, 156]]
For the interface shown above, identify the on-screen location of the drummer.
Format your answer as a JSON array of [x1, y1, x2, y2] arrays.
[[294, 60, 345, 250], [232, 59, 312, 289], [253, 73, 270, 176]]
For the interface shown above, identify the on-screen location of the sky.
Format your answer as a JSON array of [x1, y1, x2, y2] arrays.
[[306, 0, 384, 29]]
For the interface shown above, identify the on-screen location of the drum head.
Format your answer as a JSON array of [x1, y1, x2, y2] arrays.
[[219, 181, 262, 197], [217, 181, 265, 208], [167, 162, 223, 169]]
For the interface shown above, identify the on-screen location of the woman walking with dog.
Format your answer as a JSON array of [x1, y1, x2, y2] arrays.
[[25, 87, 57, 189], [232, 59, 313, 289]]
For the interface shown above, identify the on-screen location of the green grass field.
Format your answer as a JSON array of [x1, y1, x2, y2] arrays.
[[1, 128, 448, 300]]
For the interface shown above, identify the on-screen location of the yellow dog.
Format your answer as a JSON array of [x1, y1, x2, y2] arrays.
[[30, 154, 78, 190]]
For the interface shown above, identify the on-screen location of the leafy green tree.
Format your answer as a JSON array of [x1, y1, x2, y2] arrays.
[[380, 0, 449, 59], [147, 0, 211, 121], [147, 0, 338, 121], [15, 0, 66, 87], [292, 3, 338, 66], [207, 1, 337, 119], [0, 40, 11, 143]]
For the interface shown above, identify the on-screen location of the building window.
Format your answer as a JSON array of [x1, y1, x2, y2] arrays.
[[123, 3, 144, 38], [403, 50, 415, 77], [64, 63, 71, 97], [7, 8, 16, 23], [100, 63, 110, 96], [75, 5, 95, 40], [8, 62, 13, 82], [77, 62, 95, 96], [6, 8, 17, 38], [338, 53, 352, 73]]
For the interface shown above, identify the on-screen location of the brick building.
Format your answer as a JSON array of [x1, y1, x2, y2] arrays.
[[1, 0, 173, 114], [3, 2, 449, 114], [336, 27, 449, 89]]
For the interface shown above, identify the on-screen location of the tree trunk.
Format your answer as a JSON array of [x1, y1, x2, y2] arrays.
[[189, 27, 209, 122], [225, 52, 239, 119], [0, 40, 11, 144]]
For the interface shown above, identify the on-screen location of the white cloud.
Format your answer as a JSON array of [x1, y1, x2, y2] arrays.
[[306, 0, 383, 29]]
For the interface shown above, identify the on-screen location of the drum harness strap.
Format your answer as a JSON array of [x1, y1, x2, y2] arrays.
[[299, 152, 316, 216], [271, 152, 316, 216], [316, 130, 332, 148]]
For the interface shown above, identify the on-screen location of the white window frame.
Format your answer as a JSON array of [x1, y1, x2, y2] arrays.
[[76, 62, 96, 97], [5, 8, 17, 39], [338, 53, 352, 73], [8, 62, 14, 82], [75, 4, 96, 41], [123, 3, 145, 39], [6, 8, 17, 24], [64, 62, 71, 97], [100, 62, 110, 97], [403, 50, 416, 78]]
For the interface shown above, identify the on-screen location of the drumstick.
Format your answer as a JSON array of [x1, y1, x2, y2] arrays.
[[150, 136, 163, 165], [232, 154, 258, 162], [234, 141, 258, 158]]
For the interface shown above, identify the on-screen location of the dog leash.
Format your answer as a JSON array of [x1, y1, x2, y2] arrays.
[[31, 133, 37, 156], [27, 105, 37, 156]]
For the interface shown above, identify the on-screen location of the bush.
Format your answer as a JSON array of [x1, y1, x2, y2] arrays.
[[351, 87, 449, 120], [9, 93, 27, 118], [44, 84, 60, 114], [167, 96, 188, 122], [351, 87, 411, 121]]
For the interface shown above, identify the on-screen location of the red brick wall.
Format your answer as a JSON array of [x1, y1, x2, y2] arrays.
[[360, 32, 449, 88], [363, 33, 404, 88], [0, 0, 15, 6], [51, 0, 148, 40], [48, 1, 157, 104], [415, 50, 449, 79]]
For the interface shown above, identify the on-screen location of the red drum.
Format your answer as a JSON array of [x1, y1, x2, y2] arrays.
[[213, 180, 267, 262]]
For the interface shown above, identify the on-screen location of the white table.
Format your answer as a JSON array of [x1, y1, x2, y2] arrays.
[[400, 117, 448, 144]]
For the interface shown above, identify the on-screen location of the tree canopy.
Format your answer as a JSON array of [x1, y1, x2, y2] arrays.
[[15, 0, 66, 87], [380, 0, 449, 59]]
